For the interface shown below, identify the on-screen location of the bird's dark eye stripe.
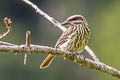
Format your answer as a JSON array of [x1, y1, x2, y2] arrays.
[[73, 22, 82, 24], [69, 17, 79, 21], [69, 17, 83, 21]]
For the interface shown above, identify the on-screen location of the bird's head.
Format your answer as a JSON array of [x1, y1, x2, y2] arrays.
[[61, 15, 88, 26]]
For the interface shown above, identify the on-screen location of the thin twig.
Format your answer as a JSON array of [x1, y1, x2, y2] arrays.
[[22, 0, 66, 32], [0, 41, 17, 46], [85, 45, 100, 62], [22, 0, 100, 62], [24, 53, 27, 65], [24, 31, 31, 65], [25, 31, 31, 46], [0, 17, 12, 39]]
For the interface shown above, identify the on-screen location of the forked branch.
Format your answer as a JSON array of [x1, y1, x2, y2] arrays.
[[0, 44, 120, 78]]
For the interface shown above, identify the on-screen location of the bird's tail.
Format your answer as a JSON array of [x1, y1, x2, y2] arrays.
[[40, 54, 55, 68]]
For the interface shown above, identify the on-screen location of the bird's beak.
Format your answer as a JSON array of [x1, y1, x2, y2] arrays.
[[61, 20, 69, 25]]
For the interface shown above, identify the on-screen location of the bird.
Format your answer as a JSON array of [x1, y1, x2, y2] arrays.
[[40, 15, 90, 68]]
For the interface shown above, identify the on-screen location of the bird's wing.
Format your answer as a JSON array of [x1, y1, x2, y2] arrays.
[[55, 27, 73, 49]]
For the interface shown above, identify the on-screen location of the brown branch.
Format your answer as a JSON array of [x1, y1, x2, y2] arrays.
[[0, 44, 119, 78], [0, 17, 12, 39]]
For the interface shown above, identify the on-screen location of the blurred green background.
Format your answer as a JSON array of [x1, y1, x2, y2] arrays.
[[0, 0, 120, 80]]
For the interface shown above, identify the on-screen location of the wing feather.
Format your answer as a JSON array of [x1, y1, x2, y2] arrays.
[[55, 27, 73, 48]]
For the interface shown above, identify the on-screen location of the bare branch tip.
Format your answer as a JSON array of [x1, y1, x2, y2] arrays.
[[4, 17, 12, 28], [24, 53, 28, 65], [26, 31, 31, 47], [0, 17, 12, 39]]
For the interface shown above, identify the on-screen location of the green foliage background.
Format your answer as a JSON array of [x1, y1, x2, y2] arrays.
[[0, 0, 120, 80]]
